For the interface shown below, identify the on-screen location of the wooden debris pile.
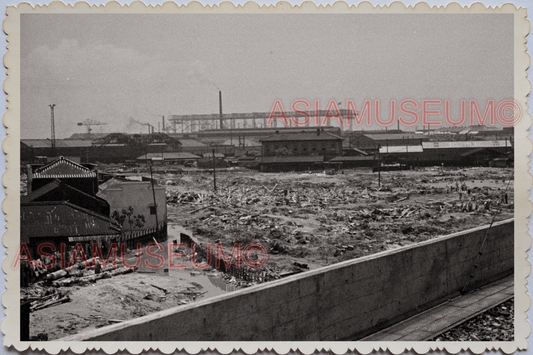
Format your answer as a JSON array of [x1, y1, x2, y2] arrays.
[[21, 287, 71, 312]]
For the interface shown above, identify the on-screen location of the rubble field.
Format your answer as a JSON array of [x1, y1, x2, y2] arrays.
[[22, 167, 514, 340], [163, 167, 514, 276]]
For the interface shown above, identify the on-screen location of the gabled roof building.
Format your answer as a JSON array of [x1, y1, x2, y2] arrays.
[[27, 156, 99, 195], [21, 201, 120, 252], [22, 179, 110, 216]]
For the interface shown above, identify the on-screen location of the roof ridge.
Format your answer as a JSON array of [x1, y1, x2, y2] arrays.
[[21, 179, 62, 203], [32, 156, 97, 178], [34, 156, 91, 174]]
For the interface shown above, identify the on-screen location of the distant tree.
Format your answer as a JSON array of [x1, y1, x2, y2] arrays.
[[112, 206, 146, 231]]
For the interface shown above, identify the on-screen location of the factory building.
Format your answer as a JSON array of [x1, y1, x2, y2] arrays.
[[136, 152, 201, 165], [259, 129, 343, 171], [261, 129, 343, 157], [376, 140, 511, 167], [419, 140, 511, 166], [21, 125, 513, 169], [347, 132, 429, 153]]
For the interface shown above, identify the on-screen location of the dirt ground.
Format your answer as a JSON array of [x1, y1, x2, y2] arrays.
[[23, 166, 514, 340], [25, 261, 231, 340]]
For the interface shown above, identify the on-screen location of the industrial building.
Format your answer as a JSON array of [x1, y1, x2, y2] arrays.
[[136, 152, 201, 165], [346, 132, 429, 153], [258, 129, 343, 171], [376, 140, 511, 167], [21, 121, 514, 171], [261, 129, 343, 157]]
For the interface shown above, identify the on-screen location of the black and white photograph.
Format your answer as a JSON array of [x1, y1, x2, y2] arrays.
[[3, 1, 531, 353]]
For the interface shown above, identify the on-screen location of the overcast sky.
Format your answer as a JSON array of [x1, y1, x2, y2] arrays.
[[20, 13, 514, 138]]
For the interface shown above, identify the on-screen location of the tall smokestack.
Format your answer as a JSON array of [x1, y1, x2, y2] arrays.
[[219, 91, 223, 129], [162, 116, 165, 132]]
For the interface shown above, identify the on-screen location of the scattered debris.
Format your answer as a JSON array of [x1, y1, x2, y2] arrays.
[[432, 299, 514, 341]]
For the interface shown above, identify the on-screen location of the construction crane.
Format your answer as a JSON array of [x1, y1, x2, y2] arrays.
[[77, 119, 107, 139]]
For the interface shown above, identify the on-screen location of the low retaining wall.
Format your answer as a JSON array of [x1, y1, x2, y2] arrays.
[[65, 219, 514, 341]]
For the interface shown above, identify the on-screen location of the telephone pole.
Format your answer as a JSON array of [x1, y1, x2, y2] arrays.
[[212, 149, 217, 191], [49, 104, 56, 156]]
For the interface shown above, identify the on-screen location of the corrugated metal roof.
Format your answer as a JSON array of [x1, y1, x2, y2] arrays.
[[379, 145, 424, 154], [435, 126, 501, 134], [136, 152, 201, 160], [342, 147, 368, 156], [422, 140, 509, 149], [329, 156, 375, 162], [219, 138, 262, 147], [21, 139, 52, 148], [21, 201, 120, 238], [59, 139, 93, 147], [261, 155, 324, 163], [363, 133, 426, 141], [260, 131, 342, 142], [32, 156, 97, 179], [21, 139, 94, 148]]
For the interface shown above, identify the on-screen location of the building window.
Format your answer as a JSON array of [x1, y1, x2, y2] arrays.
[[149, 205, 157, 215]]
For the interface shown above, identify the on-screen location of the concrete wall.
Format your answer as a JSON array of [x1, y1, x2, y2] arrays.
[[64, 219, 513, 341]]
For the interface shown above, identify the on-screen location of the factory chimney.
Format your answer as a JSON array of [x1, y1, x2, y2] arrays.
[[219, 91, 223, 129], [162, 116, 165, 132]]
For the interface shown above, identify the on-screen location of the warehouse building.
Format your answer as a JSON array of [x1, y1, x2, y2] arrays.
[[420, 140, 511, 166], [258, 129, 343, 171], [374, 140, 511, 167], [261, 129, 343, 157], [136, 152, 201, 165]]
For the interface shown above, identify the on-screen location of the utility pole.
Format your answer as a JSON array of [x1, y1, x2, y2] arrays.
[[378, 144, 381, 188], [406, 136, 409, 170], [149, 164, 160, 238], [212, 149, 217, 191], [49, 104, 56, 156]]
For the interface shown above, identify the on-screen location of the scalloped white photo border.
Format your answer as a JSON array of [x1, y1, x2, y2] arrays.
[[1, 2, 531, 354]]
